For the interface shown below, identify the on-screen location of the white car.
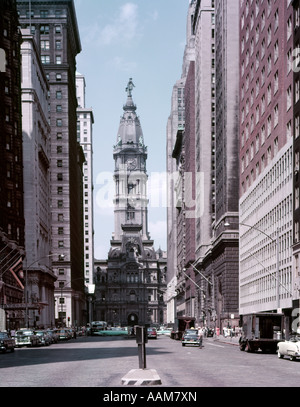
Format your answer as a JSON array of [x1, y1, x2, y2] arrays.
[[277, 336, 300, 361]]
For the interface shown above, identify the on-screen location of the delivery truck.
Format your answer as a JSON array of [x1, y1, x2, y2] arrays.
[[172, 316, 195, 340], [239, 312, 284, 353]]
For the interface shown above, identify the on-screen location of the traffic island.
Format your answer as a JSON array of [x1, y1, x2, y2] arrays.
[[121, 326, 162, 386], [121, 368, 162, 386]]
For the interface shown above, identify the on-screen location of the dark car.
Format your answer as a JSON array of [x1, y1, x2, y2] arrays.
[[0, 332, 15, 353], [56, 329, 71, 340], [34, 330, 52, 346], [182, 329, 201, 347], [207, 328, 214, 337], [46, 329, 59, 344]]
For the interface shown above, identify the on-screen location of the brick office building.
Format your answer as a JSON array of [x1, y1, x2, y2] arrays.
[[239, 0, 294, 319], [292, 0, 300, 315]]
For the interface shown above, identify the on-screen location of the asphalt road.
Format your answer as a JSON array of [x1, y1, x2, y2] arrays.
[[1, 334, 300, 388]]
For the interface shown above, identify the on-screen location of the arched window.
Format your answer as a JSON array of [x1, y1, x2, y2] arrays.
[[130, 290, 136, 302]]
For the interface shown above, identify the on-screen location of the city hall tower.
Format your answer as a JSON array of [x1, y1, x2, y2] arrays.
[[100, 79, 167, 327]]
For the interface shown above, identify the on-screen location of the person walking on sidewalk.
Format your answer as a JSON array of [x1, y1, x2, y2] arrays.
[[198, 327, 203, 349]]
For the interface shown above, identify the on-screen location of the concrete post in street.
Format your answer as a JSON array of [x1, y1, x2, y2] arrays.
[[121, 325, 162, 385], [136, 326, 147, 369]]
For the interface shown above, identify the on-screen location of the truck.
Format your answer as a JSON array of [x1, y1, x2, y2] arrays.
[[171, 316, 195, 340], [239, 312, 284, 353]]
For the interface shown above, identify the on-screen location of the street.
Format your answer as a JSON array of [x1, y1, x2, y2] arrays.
[[1, 335, 300, 389]]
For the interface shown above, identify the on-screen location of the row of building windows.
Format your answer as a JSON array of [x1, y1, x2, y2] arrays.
[[21, 10, 64, 18], [240, 266, 292, 308], [240, 201, 292, 263], [41, 55, 62, 65], [240, 146, 293, 216], [241, 0, 283, 31], [41, 39, 61, 50], [25, 24, 62, 35]]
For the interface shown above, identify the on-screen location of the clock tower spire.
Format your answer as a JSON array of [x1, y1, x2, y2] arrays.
[[113, 79, 149, 241]]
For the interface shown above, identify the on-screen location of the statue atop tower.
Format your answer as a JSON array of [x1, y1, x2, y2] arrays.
[[125, 78, 135, 97]]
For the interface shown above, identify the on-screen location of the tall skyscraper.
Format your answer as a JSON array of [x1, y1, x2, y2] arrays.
[[104, 80, 166, 327], [166, 0, 196, 324], [239, 0, 294, 318], [193, 0, 215, 264], [207, 0, 240, 331], [191, 0, 217, 327], [166, 77, 186, 323], [76, 72, 94, 288], [0, 0, 25, 331], [293, 0, 300, 313], [21, 28, 56, 328], [168, 0, 240, 330], [17, 0, 85, 327], [186, 0, 240, 330]]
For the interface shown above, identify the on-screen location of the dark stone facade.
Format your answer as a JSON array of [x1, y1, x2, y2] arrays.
[[0, 0, 26, 330]]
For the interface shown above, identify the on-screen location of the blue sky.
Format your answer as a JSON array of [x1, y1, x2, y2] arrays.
[[73, 0, 189, 259]]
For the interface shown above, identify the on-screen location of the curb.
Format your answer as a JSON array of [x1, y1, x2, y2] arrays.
[[121, 369, 162, 386]]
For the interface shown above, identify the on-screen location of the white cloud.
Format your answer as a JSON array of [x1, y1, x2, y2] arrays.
[[148, 10, 159, 21], [98, 3, 140, 46], [108, 56, 137, 72]]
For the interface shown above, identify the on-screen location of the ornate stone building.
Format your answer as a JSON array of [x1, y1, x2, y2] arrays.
[[98, 80, 167, 327]]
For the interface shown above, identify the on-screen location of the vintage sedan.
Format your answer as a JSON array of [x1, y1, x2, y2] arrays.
[[46, 329, 59, 343], [147, 327, 157, 339], [277, 335, 300, 361], [56, 328, 71, 341], [34, 330, 51, 346], [15, 329, 40, 347], [182, 329, 202, 347], [0, 332, 15, 353], [157, 327, 172, 336]]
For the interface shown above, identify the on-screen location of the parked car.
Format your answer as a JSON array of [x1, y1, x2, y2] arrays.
[[46, 329, 59, 344], [56, 329, 71, 340], [182, 329, 201, 347], [277, 335, 300, 361], [67, 328, 76, 338], [34, 330, 51, 346], [147, 327, 157, 339], [162, 328, 172, 336], [0, 332, 15, 353], [157, 327, 172, 336], [207, 328, 214, 337], [15, 329, 40, 347]]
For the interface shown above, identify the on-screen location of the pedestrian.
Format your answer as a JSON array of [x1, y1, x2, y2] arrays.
[[198, 328, 203, 349]]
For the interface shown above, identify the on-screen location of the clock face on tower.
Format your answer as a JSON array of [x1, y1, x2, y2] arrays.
[[126, 158, 137, 170]]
